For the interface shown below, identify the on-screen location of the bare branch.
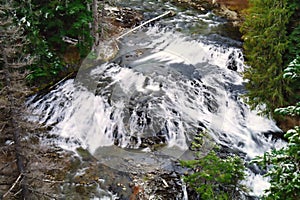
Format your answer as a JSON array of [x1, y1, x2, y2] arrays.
[[116, 11, 173, 40], [2, 173, 22, 198], [27, 176, 66, 184], [0, 124, 6, 133]]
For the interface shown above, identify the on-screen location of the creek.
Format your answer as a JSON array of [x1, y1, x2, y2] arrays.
[[28, 0, 285, 199]]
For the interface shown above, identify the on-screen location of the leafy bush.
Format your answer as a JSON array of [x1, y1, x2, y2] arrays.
[[252, 126, 300, 200], [181, 133, 246, 199], [17, 0, 93, 82], [181, 150, 246, 200]]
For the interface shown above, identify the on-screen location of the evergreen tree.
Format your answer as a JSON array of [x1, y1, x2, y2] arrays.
[[1, 3, 107, 199], [0, 2, 68, 198], [0, 1, 32, 198], [252, 57, 300, 200], [240, 0, 297, 115]]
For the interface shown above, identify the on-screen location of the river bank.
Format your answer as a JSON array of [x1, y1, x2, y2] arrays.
[[173, 0, 248, 25]]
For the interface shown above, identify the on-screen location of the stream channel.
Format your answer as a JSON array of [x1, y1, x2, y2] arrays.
[[28, 0, 285, 199]]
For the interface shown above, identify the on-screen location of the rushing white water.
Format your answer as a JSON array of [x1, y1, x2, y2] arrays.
[[28, 26, 283, 197], [27, 2, 286, 198]]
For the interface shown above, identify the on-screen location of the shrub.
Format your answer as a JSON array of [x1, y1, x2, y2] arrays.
[[252, 56, 300, 200], [17, 0, 93, 82], [181, 133, 246, 200], [252, 126, 300, 200]]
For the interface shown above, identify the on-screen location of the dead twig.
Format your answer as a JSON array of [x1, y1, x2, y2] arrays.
[[47, 72, 75, 92], [2, 173, 22, 198]]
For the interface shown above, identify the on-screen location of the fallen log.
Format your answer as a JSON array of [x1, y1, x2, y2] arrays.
[[116, 10, 175, 40]]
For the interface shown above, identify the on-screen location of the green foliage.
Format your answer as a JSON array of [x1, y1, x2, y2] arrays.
[[288, 25, 300, 59], [25, 40, 64, 81], [287, 1, 300, 60], [284, 56, 300, 81], [275, 56, 300, 115], [181, 132, 246, 200], [240, 0, 299, 114], [283, 56, 300, 102], [16, 0, 93, 82], [275, 102, 300, 116], [189, 131, 206, 150], [181, 151, 246, 200], [252, 57, 300, 199], [252, 127, 300, 200]]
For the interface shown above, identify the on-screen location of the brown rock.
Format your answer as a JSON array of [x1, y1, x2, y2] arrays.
[[214, 0, 249, 11]]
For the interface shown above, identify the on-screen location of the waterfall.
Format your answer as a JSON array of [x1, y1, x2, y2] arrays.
[[27, 2, 285, 198]]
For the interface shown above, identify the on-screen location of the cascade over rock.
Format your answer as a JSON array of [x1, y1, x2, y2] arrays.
[[27, 0, 285, 199]]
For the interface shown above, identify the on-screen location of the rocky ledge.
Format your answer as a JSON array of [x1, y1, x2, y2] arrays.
[[173, 0, 249, 26]]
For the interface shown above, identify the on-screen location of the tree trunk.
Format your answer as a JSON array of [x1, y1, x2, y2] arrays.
[[92, 0, 99, 49], [2, 46, 30, 200]]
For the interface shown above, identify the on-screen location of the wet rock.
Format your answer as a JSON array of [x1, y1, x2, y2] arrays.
[[76, 147, 97, 162], [262, 130, 285, 141], [104, 5, 143, 28], [82, 5, 144, 63], [186, 187, 201, 200], [213, 0, 249, 26], [247, 163, 266, 175], [214, 0, 249, 11], [226, 51, 238, 71], [172, 0, 217, 12], [118, 135, 167, 150], [130, 170, 186, 200], [173, 0, 248, 27]]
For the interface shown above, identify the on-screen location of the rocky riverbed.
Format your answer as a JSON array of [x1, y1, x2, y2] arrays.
[[173, 0, 248, 26]]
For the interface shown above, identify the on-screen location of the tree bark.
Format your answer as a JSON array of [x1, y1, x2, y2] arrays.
[[2, 47, 29, 199], [92, 0, 99, 49]]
